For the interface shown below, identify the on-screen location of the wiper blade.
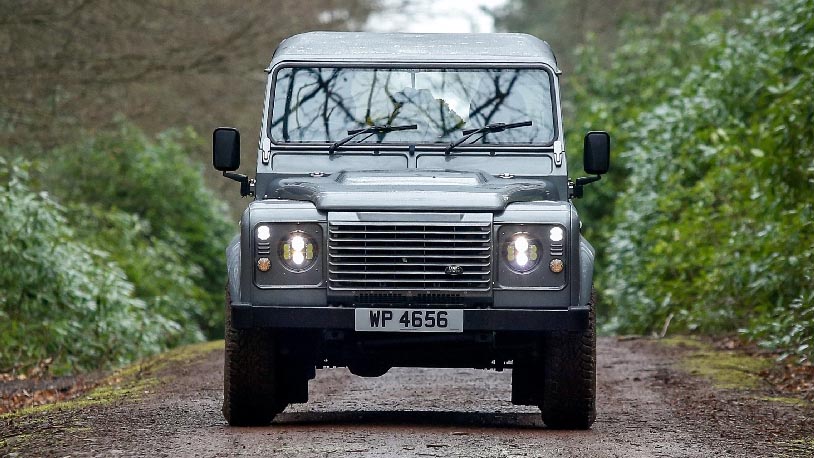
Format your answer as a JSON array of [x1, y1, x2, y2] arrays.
[[328, 123, 418, 154], [444, 120, 532, 155]]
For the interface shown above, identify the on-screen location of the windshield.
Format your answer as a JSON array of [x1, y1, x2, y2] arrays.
[[269, 67, 556, 146]]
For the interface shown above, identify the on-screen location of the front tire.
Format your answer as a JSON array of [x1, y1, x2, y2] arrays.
[[540, 288, 597, 429], [222, 286, 287, 426]]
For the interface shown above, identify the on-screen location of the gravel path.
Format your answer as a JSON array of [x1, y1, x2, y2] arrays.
[[2, 337, 812, 457]]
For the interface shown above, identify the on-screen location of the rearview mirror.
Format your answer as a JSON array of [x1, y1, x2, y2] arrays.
[[584, 131, 610, 175], [213, 127, 240, 171]]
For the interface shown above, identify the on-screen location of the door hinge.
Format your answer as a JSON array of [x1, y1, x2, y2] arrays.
[[553, 140, 564, 167]]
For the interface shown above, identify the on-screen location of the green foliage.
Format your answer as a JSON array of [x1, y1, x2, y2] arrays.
[[46, 124, 234, 336], [67, 205, 207, 345], [1, 124, 233, 374], [493, 0, 760, 73], [586, 0, 814, 361], [498, 0, 814, 362], [0, 158, 184, 373], [551, 8, 749, 330]]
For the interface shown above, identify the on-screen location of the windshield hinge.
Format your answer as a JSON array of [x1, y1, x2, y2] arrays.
[[553, 140, 564, 167], [261, 137, 271, 165]]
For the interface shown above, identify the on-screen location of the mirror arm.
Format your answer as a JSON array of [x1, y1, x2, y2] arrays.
[[571, 175, 602, 199], [223, 171, 254, 197]]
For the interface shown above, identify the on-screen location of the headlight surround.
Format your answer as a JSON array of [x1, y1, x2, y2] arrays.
[[278, 230, 318, 272], [503, 232, 543, 273], [497, 224, 567, 290], [253, 222, 323, 288]]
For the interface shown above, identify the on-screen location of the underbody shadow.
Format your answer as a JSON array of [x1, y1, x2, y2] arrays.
[[273, 410, 545, 429]]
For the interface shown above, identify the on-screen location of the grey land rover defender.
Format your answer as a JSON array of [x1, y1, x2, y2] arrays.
[[213, 32, 610, 429]]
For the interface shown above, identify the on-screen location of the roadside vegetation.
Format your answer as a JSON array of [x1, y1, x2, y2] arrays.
[[497, 0, 814, 362], [1, 0, 812, 378], [0, 1, 373, 376], [0, 127, 232, 374]]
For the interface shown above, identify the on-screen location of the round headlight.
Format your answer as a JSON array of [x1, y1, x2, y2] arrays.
[[279, 231, 318, 272], [503, 233, 542, 273]]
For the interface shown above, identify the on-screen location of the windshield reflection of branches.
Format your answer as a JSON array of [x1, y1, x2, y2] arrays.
[[270, 68, 554, 144]]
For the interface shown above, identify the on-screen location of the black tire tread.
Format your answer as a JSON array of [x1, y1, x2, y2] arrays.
[[222, 286, 287, 426], [541, 288, 597, 429]]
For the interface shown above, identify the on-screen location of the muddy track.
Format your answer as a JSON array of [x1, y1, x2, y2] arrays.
[[2, 337, 812, 457]]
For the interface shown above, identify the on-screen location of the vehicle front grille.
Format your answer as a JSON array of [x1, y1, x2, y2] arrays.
[[328, 222, 492, 291]]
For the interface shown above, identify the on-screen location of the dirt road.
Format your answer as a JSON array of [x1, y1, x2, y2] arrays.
[[2, 337, 812, 457]]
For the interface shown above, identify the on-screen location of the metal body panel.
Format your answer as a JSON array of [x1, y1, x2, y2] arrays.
[[226, 235, 241, 301], [269, 32, 559, 70], [261, 171, 559, 212], [240, 200, 327, 306], [491, 202, 577, 309], [271, 152, 408, 173], [416, 154, 554, 176], [579, 235, 596, 307]]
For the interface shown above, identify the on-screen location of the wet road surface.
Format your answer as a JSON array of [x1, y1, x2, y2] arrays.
[[3, 337, 812, 457]]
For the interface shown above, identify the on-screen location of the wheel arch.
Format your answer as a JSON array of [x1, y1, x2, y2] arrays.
[[226, 234, 241, 302], [578, 235, 595, 308]]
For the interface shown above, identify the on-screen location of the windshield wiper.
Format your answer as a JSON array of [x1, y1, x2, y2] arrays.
[[328, 124, 418, 154], [444, 120, 532, 155]]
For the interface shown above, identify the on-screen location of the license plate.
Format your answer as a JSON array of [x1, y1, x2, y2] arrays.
[[355, 308, 463, 332]]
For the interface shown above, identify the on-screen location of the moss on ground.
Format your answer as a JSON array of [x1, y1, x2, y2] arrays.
[[658, 336, 771, 390], [780, 438, 814, 456], [757, 396, 812, 407], [1, 340, 223, 421], [658, 336, 708, 351], [0, 433, 33, 450]]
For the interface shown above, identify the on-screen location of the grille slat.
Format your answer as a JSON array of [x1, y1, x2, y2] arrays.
[[330, 246, 488, 252], [328, 262, 490, 267], [329, 237, 487, 243], [329, 269, 489, 276], [328, 221, 492, 291], [329, 254, 490, 260], [329, 278, 488, 284], [331, 230, 488, 236]]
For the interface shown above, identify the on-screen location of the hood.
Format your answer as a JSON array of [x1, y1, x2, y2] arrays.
[[268, 170, 557, 211]]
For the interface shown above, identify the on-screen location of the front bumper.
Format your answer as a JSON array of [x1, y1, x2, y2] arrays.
[[229, 303, 589, 331]]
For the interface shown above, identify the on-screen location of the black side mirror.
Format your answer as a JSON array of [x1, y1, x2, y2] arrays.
[[572, 131, 611, 199], [583, 131, 610, 175], [213, 127, 252, 197], [213, 127, 240, 171]]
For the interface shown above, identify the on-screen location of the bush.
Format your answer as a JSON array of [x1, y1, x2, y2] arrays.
[[564, 7, 751, 317], [1, 123, 234, 374], [46, 124, 234, 337], [0, 158, 183, 373], [589, 0, 814, 361]]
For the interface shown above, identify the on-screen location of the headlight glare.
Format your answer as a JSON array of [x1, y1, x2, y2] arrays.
[[514, 236, 529, 252], [504, 232, 541, 273], [549, 226, 564, 242], [279, 231, 318, 272], [291, 234, 306, 251], [257, 225, 271, 241]]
